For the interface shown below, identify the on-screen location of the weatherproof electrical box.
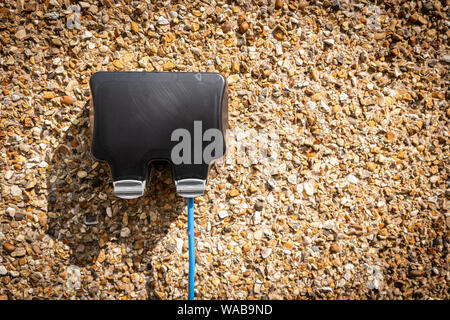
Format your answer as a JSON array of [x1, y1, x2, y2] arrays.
[[89, 72, 228, 199]]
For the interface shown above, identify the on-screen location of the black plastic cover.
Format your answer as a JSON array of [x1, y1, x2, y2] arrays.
[[89, 72, 228, 183]]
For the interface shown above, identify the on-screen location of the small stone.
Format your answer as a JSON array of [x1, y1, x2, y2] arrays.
[[330, 244, 340, 253], [6, 207, 15, 217], [133, 239, 144, 250], [323, 220, 335, 230], [386, 131, 395, 142], [99, 45, 109, 53], [55, 66, 64, 74], [275, 44, 283, 56], [440, 55, 450, 64], [417, 15, 428, 25], [77, 171, 87, 178], [163, 61, 175, 71], [43, 91, 55, 99], [0, 266, 7, 276], [374, 32, 386, 40], [229, 274, 239, 282], [113, 60, 124, 69], [15, 28, 27, 40], [175, 238, 183, 254], [157, 16, 170, 25], [261, 248, 272, 259], [254, 200, 264, 211], [5, 171, 13, 180], [253, 230, 263, 240], [131, 21, 139, 33], [239, 21, 249, 34], [429, 176, 438, 184], [275, 0, 284, 10], [97, 249, 106, 263], [38, 216, 47, 227], [311, 68, 319, 82], [287, 174, 297, 184], [339, 92, 348, 103], [253, 211, 262, 225], [303, 182, 315, 196], [218, 210, 228, 219], [299, 0, 308, 10], [347, 174, 359, 184], [51, 38, 63, 47], [331, 0, 341, 10], [120, 227, 131, 238], [228, 189, 240, 197], [39, 161, 48, 168], [221, 21, 232, 33], [248, 184, 258, 194], [61, 96, 74, 105], [84, 215, 98, 225], [3, 243, 15, 252], [10, 185, 22, 197], [81, 31, 93, 40], [11, 248, 26, 257], [324, 39, 335, 47], [303, 236, 312, 245]]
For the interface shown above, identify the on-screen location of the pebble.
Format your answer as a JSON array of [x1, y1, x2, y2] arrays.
[[157, 16, 170, 25], [61, 96, 75, 105], [303, 182, 315, 196], [330, 244, 340, 253], [77, 171, 88, 179], [11, 248, 26, 257], [6, 207, 15, 217], [218, 210, 228, 219], [10, 185, 22, 197], [15, 28, 27, 40], [311, 68, 319, 82], [81, 31, 93, 40], [254, 200, 264, 211], [0, 266, 7, 276], [253, 211, 262, 225], [287, 174, 296, 184], [347, 174, 359, 184], [323, 220, 335, 230], [120, 227, 131, 238], [3, 243, 15, 252], [275, 0, 283, 10], [239, 21, 249, 34], [5, 171, 13, 180], [253, 230, 263, 241], [221, 21, 232, 33], [324, 39, 335, 47], [261, 248, 272, 259]]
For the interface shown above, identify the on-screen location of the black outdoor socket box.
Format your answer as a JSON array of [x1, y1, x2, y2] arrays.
[[89, 72, 228, 199]]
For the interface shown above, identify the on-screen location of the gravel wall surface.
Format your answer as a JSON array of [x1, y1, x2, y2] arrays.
[[0, 0, 449, 299]]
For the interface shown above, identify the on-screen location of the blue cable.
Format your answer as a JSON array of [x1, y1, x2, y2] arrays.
[[187, 197, 195, 300]]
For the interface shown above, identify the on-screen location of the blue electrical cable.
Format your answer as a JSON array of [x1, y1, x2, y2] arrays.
[[187, 197, 195, 300]]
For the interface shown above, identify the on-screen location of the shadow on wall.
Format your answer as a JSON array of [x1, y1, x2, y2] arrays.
[[45, 102, 184, 299]]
